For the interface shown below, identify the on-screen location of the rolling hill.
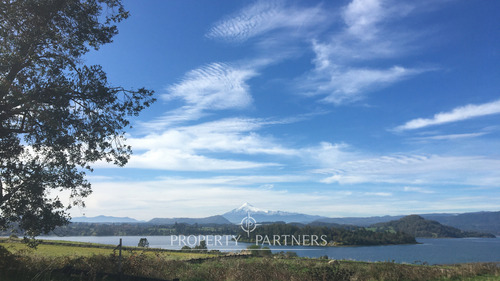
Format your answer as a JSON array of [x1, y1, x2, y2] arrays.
[[147, 215, 231, 225], [371, 215, 496, 238]]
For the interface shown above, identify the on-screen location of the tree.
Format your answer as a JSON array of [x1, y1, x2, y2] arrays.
[[0, 0, 155, 238], [194, 240, 207, 251], [138, 238, 149, 248]]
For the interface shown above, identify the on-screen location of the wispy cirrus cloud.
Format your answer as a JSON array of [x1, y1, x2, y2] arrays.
[[342, 0, 414, 41], [308, 65, 424, 104], [205, 0, 429, 106], [365, 192, 392, 197], [395, 99, 500, 131], [141, 62, 259, 130], [301, 0, 430, 105], [115, 117, 300, 171], [126, 149, 276, 171], [131, 117, 298, 156], [206, 0, 326, 43], [410, 132, 488, 141], [317, 153, 500, 187], [403, 186, 435, 194], [163, 63, 256, 110]]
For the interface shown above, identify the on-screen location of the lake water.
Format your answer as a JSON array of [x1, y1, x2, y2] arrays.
[[37, 235, 500, 265]]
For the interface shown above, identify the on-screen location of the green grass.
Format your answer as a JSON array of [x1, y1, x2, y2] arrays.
[[1, 238, 499, 281], [0, 237, 218, 260]]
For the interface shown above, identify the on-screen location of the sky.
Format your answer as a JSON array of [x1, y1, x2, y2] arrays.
[[73, 0, 500, 220]]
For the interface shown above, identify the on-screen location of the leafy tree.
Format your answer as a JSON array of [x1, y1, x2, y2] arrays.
[[0, 0, 155, 238], [194, 240, 207, 251], [138, 238, 149, 248]]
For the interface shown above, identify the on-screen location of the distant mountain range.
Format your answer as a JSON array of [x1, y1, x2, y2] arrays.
[[71, 215, 141, 223], [222, 203, 328, 224], [148, 215, 231, 225], [314, 212, 500, 234], [71, 203, 500, 235]]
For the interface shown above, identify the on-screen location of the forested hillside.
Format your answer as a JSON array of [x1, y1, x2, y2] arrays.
[[372, 215, 495, 238]]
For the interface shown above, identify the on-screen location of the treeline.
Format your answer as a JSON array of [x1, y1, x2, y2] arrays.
[[238, 224, 417, 246], [47, 223, 240, 236], [3, 222, 417, 246]]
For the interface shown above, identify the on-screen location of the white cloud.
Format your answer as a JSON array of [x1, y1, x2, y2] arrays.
[[320, 174, 368, 185], [130, 118, 298, 155], [143, 63, 259, 129], [206, 0, 326, 42], [302, 142, 360, 168], [403, 186, 435, 194], [73, 178, 324, 219], [155, 175, 309, 187], [105, 118, 300, 171], [301, 0, 428, 105], [365, 192, 393, 197], [343, 0, 413, 41], [72, 175, 497, 220], [139, 106, 205, 131], [317, 153, 500, 187], [395, 99, 500, 131], [164, 62, 256, 110], [126, 148, 277, 171], [410, 132, 488, 141], [311, 66, 423, 104], [343, 0, 385, 40]]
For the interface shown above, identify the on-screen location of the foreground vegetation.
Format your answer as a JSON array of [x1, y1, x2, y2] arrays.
[[1, 238, 500, 281]]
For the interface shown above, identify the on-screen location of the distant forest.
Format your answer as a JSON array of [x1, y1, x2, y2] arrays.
[[3, 222, 416, 246], [237, 224, 416, 246], [372, 215, 496, 238], [48, 222, 240, 236], [2, 215, 494, 247]]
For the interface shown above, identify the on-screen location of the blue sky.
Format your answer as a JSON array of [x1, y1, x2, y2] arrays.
[[73, 0, 500, 220]]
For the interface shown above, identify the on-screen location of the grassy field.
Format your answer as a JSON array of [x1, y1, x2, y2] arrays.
[[1, 237, 499, 281], [0, 237, 219, 260]]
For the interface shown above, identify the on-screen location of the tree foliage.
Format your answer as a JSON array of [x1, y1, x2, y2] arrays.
[[137, 238, 149, 248], [0, 0, 155, 238]]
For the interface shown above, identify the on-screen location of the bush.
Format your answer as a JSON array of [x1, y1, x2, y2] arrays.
[[8, 234, 18, 240], [138, 238, 149, 248], [194, 240, 207, 251], [246, 245, 271, 257], [284, 251, 298, 258], [0, 245, 17, 269]]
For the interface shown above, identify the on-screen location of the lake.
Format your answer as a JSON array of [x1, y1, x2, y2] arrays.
[[37, 235, 500, 265]]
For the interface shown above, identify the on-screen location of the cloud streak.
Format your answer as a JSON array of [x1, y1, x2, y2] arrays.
[[140, 62, 260, 131], [317, 153, 500, 187], [164, 62, 256, 108], [309, 65, 424, 104], [403, 186, 435, 194], [395, 99, 500, 131], [109, 118, 300, 171], [301, 0, 428, 105], [206, 0, 325, 42], [410, 132, 488, 141]]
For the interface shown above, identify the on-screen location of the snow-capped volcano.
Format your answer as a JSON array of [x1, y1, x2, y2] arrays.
[[235, 202, 268, 213], [222, 203, 327, 224]]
